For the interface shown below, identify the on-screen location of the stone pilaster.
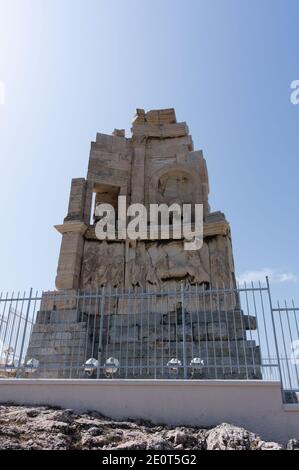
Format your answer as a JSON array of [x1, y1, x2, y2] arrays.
[[55, 222, 87, 290]]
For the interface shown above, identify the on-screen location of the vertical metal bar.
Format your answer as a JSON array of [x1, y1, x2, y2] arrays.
[[69, 291, 80, 378], [147, 287, 150, 376], [251, 282, 262, 349], [12, 291, 26, 368], [40, 291, 48, 378], [154, 285, 157, 379], [216, 283, 225, 376], [16, 288, 33, 377], [230, 279, 240, 376], [258, 281, 271, 367], [167, 285, 171, 374], [97, 286, 106, 379], [76, 290, 86, 375], [0, 292, 3, 334], [112, 287, 118, 370], [181, 283, 187, 379], [202, 284, 209, 376], [132, 287, 136, 376], [91, 288, 98, 361], [291, 300, 299, 337], [195, 284, 200, 359], [266, 276, 284, 399], [161, 284, 164, 378], [285, 299, 299, 389], [109, 286, 117, 363], [125, 288, 130, 378], [190, 288, 194, 369], [61, 292, 68, 378], [190, 283, 202, 372], [106, 286, 112, 364], [1, 292, 14, 368], [6, 292, 20, 368], [2, 292, 14, 345], [280, 355, 287, 389], [250, 283, 262, 379], [277, 300, 292, 390], [223, 282, 232, 376], [175, 284, 178, 368], [237, 282, 249, 380], [140, 286, 143, 376], [30, 290, 38, 334], [84, 288, 92, 366], [0, 292, 9, 341], [27, 292, 38, 360], [244, 282, 256, 375], [209, 287, 217, 379], [291, 300, 299, 390], [119, 286, 124, 377]]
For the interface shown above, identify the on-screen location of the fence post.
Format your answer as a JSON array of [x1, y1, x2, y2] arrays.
[[181, 283, 187, 379], [266, 276, 284, 399], [16, 287, 33, 378], [97, 286, 106, 379]]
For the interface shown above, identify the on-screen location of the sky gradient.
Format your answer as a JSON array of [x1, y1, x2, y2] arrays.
[[0, 0, 298, 304]]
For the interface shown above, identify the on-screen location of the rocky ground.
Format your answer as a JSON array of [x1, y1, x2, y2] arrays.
[[0, 404, 298, 450]]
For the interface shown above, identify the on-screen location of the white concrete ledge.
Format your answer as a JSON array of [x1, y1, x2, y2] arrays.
[[0, 378, 279, 387], [284, 404, 299, 412], [0, 379, 298, 444]]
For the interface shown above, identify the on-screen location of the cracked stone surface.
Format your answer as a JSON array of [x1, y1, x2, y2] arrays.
[[0, 404, 296, 450]]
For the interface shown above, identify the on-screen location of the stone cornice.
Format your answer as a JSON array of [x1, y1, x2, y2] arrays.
[[203, 220, 230, 237], [55, 221, 88, 235], [84, 219, 230, 241]]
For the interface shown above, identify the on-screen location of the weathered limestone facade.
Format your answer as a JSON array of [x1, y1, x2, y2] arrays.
[[26, 109, 261, 378], [55, 108, 235, 291]]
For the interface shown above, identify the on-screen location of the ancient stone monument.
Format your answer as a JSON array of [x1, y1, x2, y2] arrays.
[[54, 107, 234, 291], [26, 108, 261, 379]]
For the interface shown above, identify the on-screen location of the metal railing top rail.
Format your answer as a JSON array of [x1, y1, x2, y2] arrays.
[[0, 280, 270, 302]]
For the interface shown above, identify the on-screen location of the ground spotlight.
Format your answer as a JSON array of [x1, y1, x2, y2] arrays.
[[167, 358, 181, 376], [24, 358, 39, 375], [104, 357, 119, 378], [190, 357, 204, 376], [84, 358, 98, 377], [5, 359, 16, 377]]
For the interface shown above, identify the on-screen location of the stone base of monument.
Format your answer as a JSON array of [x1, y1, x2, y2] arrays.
[[25, 304, 262, 380]]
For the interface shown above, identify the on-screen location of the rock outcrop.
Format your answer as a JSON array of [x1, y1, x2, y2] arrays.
[[0, 405, 296, 450]]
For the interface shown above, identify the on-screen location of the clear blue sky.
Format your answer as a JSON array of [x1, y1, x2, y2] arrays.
[[0, 0, 298, 304]]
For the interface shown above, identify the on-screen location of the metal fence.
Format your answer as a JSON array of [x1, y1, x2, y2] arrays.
[[0, 280, 298, 403], [0, 290, 38, 378], [271, 299, 299, 403]]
